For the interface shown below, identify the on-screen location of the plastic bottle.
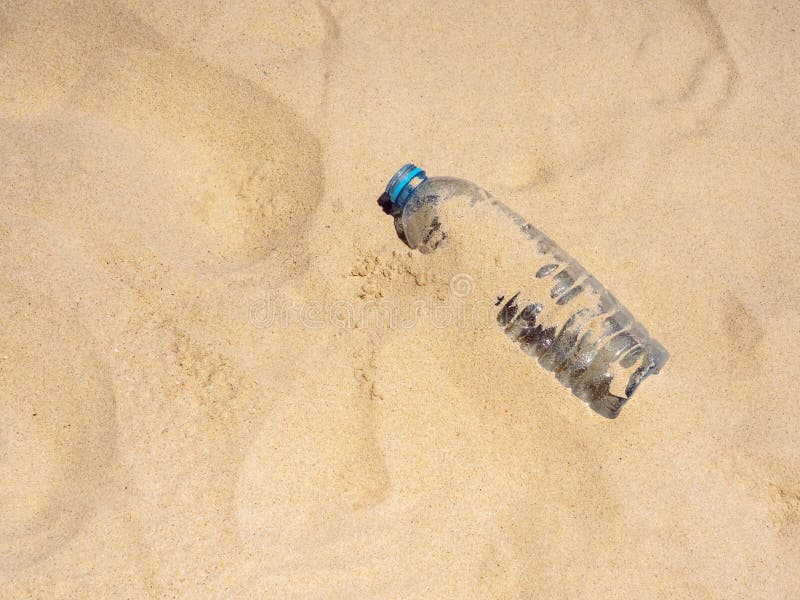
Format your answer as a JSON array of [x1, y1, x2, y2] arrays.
[[384, 163, 668, 418]]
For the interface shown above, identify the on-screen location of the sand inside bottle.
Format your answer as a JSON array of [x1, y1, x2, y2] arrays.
[[417, 192, 667, 417]]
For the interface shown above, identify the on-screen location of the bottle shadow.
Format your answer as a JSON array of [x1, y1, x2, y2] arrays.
[[376, 191, 408, 246]]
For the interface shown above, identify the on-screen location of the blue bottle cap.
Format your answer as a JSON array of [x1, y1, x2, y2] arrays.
[[385, 163, 427, 208]]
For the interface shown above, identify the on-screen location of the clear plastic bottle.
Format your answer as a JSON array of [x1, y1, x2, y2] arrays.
[[385, 163, 668, 418]]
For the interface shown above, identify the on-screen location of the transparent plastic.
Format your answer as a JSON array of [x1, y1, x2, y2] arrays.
[[388, 166, 668, 419]]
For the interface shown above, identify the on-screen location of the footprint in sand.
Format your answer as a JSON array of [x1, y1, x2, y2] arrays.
[[322, 0, 738, 191], [0, 2, 323, 275], [630, 2, 739, 142], [0, 215, 116, 570], [235, 330, 391, 559]]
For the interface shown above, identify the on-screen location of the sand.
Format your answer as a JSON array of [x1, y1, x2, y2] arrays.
[[1, 0, 798, 596]]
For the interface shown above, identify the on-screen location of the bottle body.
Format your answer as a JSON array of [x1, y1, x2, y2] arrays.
[[391, 169, 668, 419]]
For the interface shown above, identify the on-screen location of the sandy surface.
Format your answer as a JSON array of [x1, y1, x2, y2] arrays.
[[1, 0, 799, 597]]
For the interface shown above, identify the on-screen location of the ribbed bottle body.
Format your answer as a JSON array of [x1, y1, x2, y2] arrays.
[[400, 176, 667, 418]]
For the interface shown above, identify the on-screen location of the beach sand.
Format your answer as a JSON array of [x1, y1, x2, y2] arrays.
[[1, 0, 798, 596]]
